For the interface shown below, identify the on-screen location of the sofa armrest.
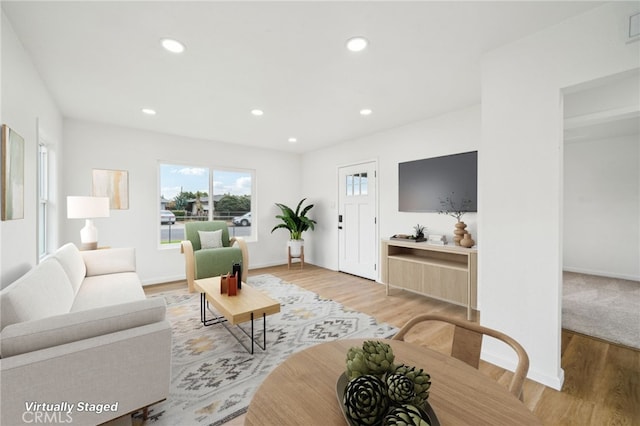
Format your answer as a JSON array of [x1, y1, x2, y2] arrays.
[[181, 240, 196, 293], [1, 321, 171, 425], [0, 298, 166, 358], [81, 247, 136, 276], [230, 236, 249, 282]]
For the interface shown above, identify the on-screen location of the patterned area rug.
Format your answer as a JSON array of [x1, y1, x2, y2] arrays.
[[137, 274, 397, 425], [563, 272, 640, 349]]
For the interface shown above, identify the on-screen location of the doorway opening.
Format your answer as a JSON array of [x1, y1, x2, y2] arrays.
[[562, 69, 640, 350]]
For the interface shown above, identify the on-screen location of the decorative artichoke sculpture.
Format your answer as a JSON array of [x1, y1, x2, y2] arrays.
[[343, 341, 434, 426], [393, 364, 432, 405], [362, 340, 396, 376], [385, 374, 416, 404], [343, 375, 390, 426], [346, 347, 368, 380], [383, 405, 430, 426]]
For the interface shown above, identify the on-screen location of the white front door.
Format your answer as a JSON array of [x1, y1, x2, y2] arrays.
[[338, 161, 377, 280]]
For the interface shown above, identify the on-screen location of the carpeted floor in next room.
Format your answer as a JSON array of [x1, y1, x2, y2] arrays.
[[562, 271, 640, 350]]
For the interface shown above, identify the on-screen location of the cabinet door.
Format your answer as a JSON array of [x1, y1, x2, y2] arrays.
[[388, 259, 422, 292], [422, 265, 468, 305], [422, 264, 443, 298], [439, 268, 468, 304]]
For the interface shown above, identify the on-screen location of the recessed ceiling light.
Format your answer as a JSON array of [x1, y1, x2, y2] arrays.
[[346, 36, 368, 52], [288, 137, 298, 143], [161, 38, 185, 54], [251, 109, 264, 116], [142, 108, 157, 115], [360, 108, 373, 116]]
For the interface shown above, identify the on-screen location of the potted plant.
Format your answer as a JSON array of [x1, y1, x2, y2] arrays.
[[271, 198, 317, 257]]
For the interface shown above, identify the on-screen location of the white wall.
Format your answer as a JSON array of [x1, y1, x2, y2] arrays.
[[564, 134, 639, 280], [302, 105, 480, 273], [1, 12, 63, 287], [62, 119, 301, 285], [481, 2, 639, 389]]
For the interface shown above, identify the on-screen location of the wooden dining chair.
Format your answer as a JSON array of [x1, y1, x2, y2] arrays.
[[392, 313, 529, 401]]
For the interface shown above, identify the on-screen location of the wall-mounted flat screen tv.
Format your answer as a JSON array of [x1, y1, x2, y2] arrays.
[[398, 151, 477, 212]]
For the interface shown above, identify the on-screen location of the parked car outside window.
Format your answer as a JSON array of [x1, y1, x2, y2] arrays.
[[160, 210, 176, 224], [233, 212, 251, 226]]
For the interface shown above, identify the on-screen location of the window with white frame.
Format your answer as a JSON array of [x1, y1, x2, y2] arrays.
[[38, 143, 48, 258], [159, 163, 255, 245]]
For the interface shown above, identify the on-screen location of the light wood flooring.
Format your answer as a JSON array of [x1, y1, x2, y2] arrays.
[[145, 264, 640, 426]]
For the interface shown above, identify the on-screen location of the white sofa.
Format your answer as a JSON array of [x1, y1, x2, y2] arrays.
[[0, 243, 171, 425]]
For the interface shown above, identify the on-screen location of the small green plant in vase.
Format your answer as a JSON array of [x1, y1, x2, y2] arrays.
[[413, 224, 426, 242]]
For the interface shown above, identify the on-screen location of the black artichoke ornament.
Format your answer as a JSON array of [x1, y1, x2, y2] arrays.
[[393, 364, 432, 404], [343, 374, 390, 426], [386, 373, 416, 404], [383, 404, 431, 426]]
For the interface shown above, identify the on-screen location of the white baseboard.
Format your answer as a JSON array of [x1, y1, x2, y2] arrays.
[[249, 260, 291, 269], [563, 266, 639, 282], [481, 350, 565, 391], [142, 274, 185, 286]]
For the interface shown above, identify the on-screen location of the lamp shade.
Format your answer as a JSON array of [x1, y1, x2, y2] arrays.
[[67, 196, 110, 219]]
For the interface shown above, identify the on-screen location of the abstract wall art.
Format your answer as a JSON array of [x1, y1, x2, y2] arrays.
[[92, 168, 129, 210]]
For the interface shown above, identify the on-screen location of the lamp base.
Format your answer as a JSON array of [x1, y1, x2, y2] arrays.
[[80, 241, 98, 251]]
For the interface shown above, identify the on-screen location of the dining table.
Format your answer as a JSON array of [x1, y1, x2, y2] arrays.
[[245, 338, 541, 425]]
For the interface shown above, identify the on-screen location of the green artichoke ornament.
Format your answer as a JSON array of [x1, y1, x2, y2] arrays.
[[362, 340, 396, 376], [393, 364, 432, 405], [346, 346, 369, 380], [383, 404, 431, 426], [386, 373, 416, 404], [343, 374, 390, 426]]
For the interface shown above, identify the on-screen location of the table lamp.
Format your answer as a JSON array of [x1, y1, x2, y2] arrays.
[[67, 196, 110, 250]]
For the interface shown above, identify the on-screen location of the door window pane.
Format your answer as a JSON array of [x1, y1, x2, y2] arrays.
[[360, 172, 368, 195]]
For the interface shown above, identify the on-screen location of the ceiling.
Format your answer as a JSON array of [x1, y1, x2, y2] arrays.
[[3, 1, 605, 153]]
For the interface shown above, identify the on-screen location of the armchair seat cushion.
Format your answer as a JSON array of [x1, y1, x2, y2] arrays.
[[194, 247, 243, 279]]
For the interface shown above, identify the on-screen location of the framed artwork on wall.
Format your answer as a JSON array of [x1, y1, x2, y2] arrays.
[[1, 124, 25, 221], [92, 169, 129, 210]]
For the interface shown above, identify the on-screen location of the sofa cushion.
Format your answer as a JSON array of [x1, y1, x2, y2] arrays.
[[50, 242, 86, 295], [81, 248, 136, 277], [71, 272, 145, 312], [0, 298, 167, 357], [0, 259, 75, 329]]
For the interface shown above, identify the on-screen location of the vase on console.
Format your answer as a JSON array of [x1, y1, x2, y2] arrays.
[[460, 232, 475, 248], [454, 222, 467, 246]]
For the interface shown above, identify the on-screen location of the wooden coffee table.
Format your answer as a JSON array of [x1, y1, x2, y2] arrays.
[[193, 276, 280, 354]]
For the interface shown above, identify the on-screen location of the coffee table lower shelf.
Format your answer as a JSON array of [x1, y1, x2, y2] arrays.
[[200, 294, 267, 354]]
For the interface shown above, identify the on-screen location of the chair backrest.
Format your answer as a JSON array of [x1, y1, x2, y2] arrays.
[[184, 221, 231, 251], [392, 313, 529, 400]]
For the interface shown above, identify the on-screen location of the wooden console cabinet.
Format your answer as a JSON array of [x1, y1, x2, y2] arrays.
[[380, 239, 477, 320]]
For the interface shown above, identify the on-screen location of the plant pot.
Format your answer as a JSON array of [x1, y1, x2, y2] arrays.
[[288, 239, 304, 258]]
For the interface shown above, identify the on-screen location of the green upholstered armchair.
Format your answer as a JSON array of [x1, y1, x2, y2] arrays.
[[180, 221, 249, 293]]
